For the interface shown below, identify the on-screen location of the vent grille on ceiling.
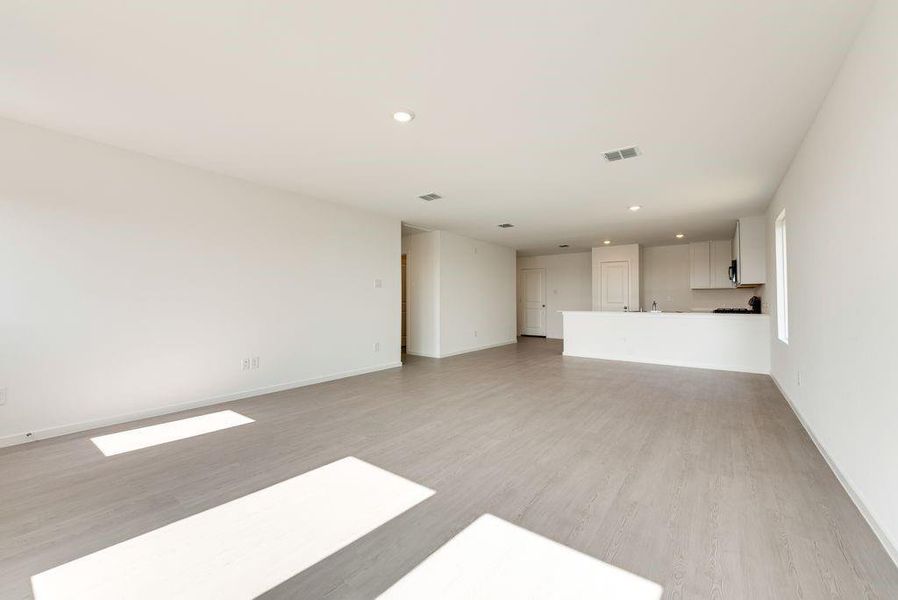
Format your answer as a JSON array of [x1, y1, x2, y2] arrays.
[[603, 146, 641, 162], [418, 193, 442, 201]]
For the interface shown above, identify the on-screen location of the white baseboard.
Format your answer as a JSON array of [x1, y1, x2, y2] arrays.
[[405, 339, 518, 359], [404, 350, 440, 358], [0, 361, 402, 449], [770, 374, 898, 567], [437, 339, 518, 358], [561, 352, 769, 375]]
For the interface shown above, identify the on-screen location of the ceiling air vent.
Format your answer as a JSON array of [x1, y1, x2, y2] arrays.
[[497, 223, 514, 228], [418, 193, 442, 201], [603, 146, 641, 162]]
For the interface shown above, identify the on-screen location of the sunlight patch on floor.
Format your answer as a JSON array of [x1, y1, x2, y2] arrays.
[[32, 457, 434, 600], [90, 410, 254, 456], [379, 514, 663, 599]]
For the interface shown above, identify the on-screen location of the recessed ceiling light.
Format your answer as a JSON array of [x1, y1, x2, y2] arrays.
[[603, 240, 611, 245], [393, 110, 415, 123], [497, 223, 514, 228], [629, 205, 641, 212], [558, 244, 569, 248], [675, 233, 685, 239]]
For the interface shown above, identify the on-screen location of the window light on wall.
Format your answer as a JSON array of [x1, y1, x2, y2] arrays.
[[775, 209, 789, 343]]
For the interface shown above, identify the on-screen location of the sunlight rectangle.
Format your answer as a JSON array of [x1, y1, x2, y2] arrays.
[[90, 409, 254, 456], [32, 457, 433, 600], [379, 514, 663, 599]]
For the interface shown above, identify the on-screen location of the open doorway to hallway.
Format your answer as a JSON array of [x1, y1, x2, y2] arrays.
[[400, 223, 431, 356], [401, 254, 407, 352]]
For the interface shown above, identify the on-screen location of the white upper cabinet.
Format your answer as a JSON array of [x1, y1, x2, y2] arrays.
[[710, 240, 733, 288], [733, 216, 767, 287], [689, 242, 711, 289], [690, 240, 733, 289]]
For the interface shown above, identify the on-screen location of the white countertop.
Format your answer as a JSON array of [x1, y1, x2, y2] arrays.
[[560, 310, 768, 320]]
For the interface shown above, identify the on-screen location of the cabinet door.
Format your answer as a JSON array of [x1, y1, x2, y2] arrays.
[[710, 240, 733, 288], [689, 242, 711, 289], [736, 216, 767, 286]]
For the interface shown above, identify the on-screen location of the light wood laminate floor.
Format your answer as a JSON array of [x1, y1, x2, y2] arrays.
[[2, 337, 897, 599]]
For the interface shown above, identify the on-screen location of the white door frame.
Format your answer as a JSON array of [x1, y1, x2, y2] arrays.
[[520, 268, 547, 336]]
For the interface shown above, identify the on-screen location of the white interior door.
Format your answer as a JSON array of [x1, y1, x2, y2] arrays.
[[521, 268, 546, 336], [600, 261, 630, 311]]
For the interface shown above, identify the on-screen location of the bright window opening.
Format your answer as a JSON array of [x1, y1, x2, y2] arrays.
[[775, 209, 789, 343]]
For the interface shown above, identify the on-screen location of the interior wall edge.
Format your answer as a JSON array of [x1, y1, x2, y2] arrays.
[[771, 374, 898, 567], [0, 361, 402, 450]]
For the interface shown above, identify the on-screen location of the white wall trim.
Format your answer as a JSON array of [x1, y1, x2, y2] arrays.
[[0, 362, 402, 449], [404, 351, 440, 358], [771, 375, 898, 567], [406, 339, 517, 359], [438, 339, 517, 358]]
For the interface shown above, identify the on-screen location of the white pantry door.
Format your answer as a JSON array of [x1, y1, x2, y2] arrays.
[[600, 261, 630, 311], [521, 268, 546, 336]]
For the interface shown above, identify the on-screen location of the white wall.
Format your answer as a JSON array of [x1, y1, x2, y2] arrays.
[[404, 231, 516, 358], [0, 118, 401, 446], [405, 231, 440, 358], [517, 253, 591, 339], [641, 244, 760, 312], [439, 232, 517, 357], [763, 0, 898, 562], [591, 244, 640, 311]]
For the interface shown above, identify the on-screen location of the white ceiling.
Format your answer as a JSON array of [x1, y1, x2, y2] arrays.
[[1, 1, 872, 255]]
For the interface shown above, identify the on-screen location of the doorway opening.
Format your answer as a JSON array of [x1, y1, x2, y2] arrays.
[[401, 254, 407, 352], [521, 267, 547, 337]]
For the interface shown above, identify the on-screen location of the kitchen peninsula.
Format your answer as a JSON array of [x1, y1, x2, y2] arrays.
[[561, 311, 770, 374]]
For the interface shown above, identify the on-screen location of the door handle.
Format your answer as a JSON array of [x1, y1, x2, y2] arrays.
[[542, 304, 546, 307]]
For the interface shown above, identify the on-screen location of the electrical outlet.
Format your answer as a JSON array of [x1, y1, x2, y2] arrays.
[[374, 341, 380, 352], [474, 329, 478, 337], [0, 388, 7, 406], [242, 358, 251, 371], [251, 356, 261, 369], [374, 279, 382, 288]]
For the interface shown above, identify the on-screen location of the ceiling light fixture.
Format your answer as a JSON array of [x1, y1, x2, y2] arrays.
[[393, 110, 415, 123], [629, 205, 641, 212], [603, 240, 611, 245], [675, 233, 685, 239]]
